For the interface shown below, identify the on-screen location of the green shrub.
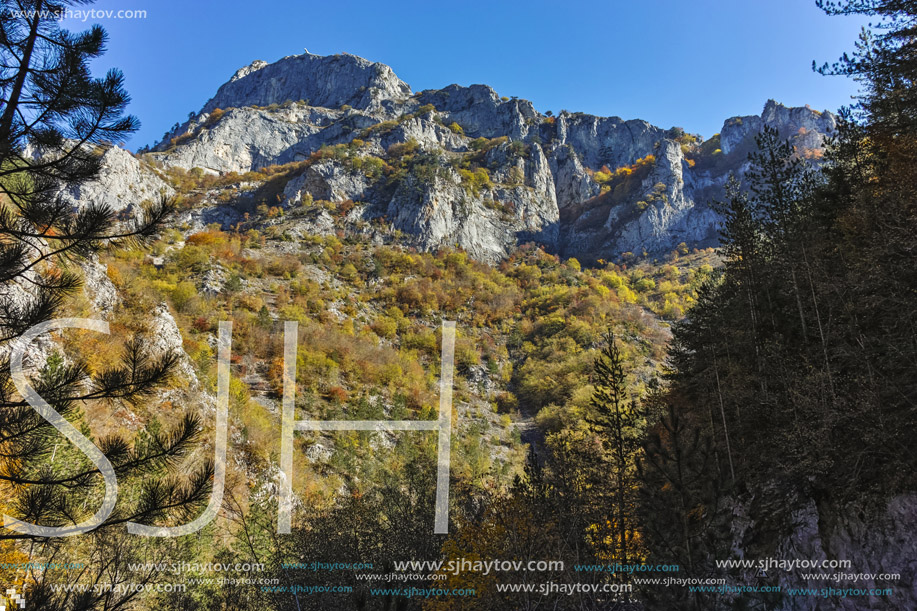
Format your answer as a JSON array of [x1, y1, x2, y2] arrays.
[[508, 140, 529, 158], [171, 281, 198, 313], [459, 167, 493, 197], [371, 316, 398, 339], [495, 391, 518, 412], [387, 138, 420, 158]]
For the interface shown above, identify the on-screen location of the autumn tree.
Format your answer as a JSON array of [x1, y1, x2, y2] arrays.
[[586, 331, 643, 568]]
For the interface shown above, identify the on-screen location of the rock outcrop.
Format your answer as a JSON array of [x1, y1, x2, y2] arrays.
[[58, 145, 173, 213], [376, 141, 559, 261], [728, 493, 917, 611], [80, 256, 120, 314], [283, 159, 372, 204], [205, 53, 411, 114], [721, 99, 837, 156]]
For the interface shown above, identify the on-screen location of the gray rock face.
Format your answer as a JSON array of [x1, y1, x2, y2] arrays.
[[283, 159, 371, 204], [721, 99, 837, 155], [552, 113, 669, 170], [417, 85, 538, 140], [606, 140, 718, 255], [147, 302, 197, 383], [729, 493, 917, 611], [550, 144, 601, 211], [367, 140, 558, 262], [153, 105, 350, 173], [380, 116, 468, 152], [58, 145, 173, 213], [205, 53, 411, 114], [556, 139, 720, 260], [135, 53, 838, 261], [80, 256, 119, 313], [286, 208, 337, 238]]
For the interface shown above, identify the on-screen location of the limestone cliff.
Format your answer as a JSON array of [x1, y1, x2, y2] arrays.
[[132, 52, 837, 261]]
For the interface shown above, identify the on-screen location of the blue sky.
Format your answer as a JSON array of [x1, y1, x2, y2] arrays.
[[65, 0, 870, 150]]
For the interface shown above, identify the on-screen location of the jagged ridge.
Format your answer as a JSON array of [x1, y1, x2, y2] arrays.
[[136, 52, 838, 262]]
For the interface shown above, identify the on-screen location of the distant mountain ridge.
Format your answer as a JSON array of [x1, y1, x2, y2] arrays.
[[127, 52, 837, 261]]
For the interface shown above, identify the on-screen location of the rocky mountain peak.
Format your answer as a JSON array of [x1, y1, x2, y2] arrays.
[[720, 99, 835, 155], [228, 59, 269, 82], [202, 52, 412, 115]]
